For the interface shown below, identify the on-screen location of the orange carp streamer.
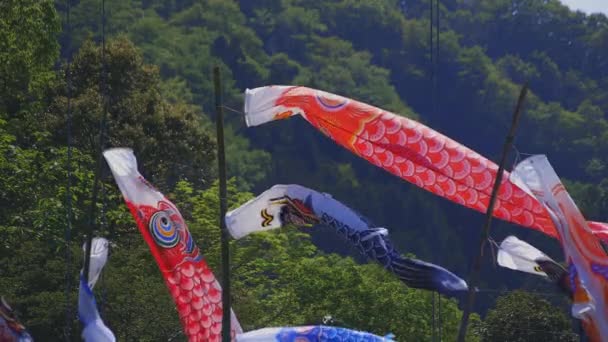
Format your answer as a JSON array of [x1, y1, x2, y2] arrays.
[[513, 155, 608, 342], [244, 86, 608, 239]]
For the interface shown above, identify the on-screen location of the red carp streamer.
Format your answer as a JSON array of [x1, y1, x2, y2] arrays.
[[104, 148, 242, 342]]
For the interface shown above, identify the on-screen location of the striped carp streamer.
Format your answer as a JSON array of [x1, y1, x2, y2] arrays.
[[104, 148, 242, 342], [78, 237, 115, 342], [236, 326, 394, 342], [226, 184, 468, 295], [243, 86, 608, 239], [512, 155, 608, 342], [0, 297, 32, 342]]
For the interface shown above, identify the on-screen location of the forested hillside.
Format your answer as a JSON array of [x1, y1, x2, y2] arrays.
[[1, 0, 606, 340]]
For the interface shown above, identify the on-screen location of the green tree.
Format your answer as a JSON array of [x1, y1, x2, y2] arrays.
[[480, 291, 577, 341], [47, 36, 216, 190], [0, 0, 60, 141]]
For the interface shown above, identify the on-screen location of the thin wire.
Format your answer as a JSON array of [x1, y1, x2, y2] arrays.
[[64, 0, 74, 339], [475, 288, 566, 298], [428, 0, 435, 340], [489, 238, 498, 268], [99, 180, 108, 316], [483, 326, 578, 337], [512, 144, 522, 168], [511, 144, 536, 170], [438, 294, 442, 341], [434, 0, 442, 339], [83, 0, 108, 285], [488, 237, 501, 269], [431, 292, 436, 342], [221, 105, 244, 115], [167, 329, 184, 341]]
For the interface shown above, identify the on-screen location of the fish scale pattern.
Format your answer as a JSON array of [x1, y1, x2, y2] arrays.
[[247, 86, 608, 241], [127, 202, 240, 342], [105, 147, 242, 342], [319, 212, 466, 295], [275, 86, 557, 237]]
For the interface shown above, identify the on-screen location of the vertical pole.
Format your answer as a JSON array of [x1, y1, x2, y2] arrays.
[[429, 1, 436, 340], [435, 2, 442, 340], [438, 294, 442, 341], [83, 0, 107, 285], [456, 83, 528, 342], [64, 1, 73, 340], [214, 66, 231, 342], [431, 292, 436, 342]]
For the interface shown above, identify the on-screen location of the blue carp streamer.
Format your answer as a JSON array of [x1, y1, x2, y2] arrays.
[[237, 325, 394, 341], [226, 184, 467, 295]]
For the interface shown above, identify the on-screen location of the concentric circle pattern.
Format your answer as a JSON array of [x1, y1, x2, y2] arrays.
[[149, 211, 179, 248]]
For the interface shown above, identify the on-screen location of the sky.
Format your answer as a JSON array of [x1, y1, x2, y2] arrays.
[[559, 0, 608, 15]]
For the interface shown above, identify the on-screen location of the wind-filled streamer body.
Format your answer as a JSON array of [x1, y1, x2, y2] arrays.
[[496, 235, 555, 278], [236, 326, 393, 342], [0, 297, 32, 342], [104, 148, 242, 341], [226, 184, 467, 295], [243, 86, 608, 240], [496, 235, 571, 294], [512, 155, 608, 342], [78, 237, 115, 342]]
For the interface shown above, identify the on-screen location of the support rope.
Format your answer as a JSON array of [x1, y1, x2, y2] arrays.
[[63, 0, 74, 340], [83, 0, 109, 285], [99, 171, 108, 316], [428, 0, 436, 340], [434, 0, 442, 340]]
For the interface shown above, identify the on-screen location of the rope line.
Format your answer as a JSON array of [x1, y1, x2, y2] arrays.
[[428, 0, 443, 340], [63, 0, 74, 339], [434, 0, 443, 338], [82, 0, 109, 286], [221, 105, 244, 115]]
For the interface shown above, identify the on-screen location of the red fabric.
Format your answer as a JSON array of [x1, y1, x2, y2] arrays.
[[270, 86, 608, 239]]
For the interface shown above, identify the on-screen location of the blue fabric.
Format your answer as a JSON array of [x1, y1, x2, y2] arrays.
[[307, 191, 467, 296], [78, 275, 116, 341], [0, 316, 33, 342], [318, 212, 467, 295], [275, 325, 392, 341], [78, 275, 100, 326]]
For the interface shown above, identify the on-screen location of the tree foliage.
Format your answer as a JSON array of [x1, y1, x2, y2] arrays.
[[479, 291, 577, 341], [2, 0, 605, 340]]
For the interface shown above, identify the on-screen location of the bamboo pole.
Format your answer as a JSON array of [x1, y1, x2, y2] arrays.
[[214, 66, 232, 342], [456, 83, 529, 342], [83, 0, 108, 286]]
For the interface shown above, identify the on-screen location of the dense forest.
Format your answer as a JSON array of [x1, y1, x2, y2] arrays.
[[1, 0, 607, 340]]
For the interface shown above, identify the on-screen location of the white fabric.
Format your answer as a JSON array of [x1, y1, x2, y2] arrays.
[[103, 148, 161, 207], [225, 184, 369, 239], [81, 315, 115, 342], [497, 236, 551, 277], [512, 155, 608, 336], [236, 327, 283, 341], [79, 237, 115, 342], [244, 86, 302, 127], [225, 185, 291, 238], [103, 147, 243, 335], [84, 237, 109, 289]]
